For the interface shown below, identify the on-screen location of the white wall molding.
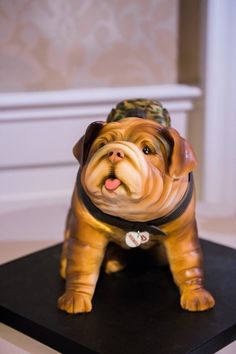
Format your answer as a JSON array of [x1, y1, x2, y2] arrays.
[[0, 84, 200, 110], [0, 84, 200, 124], [0, 101, 195, 123], [0, 84, 200, 211], [203, 0, 236, 207]]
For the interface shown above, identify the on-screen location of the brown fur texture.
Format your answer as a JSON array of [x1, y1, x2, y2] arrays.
[[58, 118, 215, 314]]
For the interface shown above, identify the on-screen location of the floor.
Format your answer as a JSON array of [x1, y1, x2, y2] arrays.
[[0, 201, 235, 353]]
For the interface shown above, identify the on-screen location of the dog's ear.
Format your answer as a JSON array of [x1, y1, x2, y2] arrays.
[[164, 127, 198, 178], [73, 121, 105, 166]]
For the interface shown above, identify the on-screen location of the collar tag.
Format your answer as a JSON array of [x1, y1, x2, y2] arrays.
[[125, 231, 150, 248]]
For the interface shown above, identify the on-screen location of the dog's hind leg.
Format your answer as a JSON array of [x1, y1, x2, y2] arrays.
[[103, 243, 128, 274], [149, 242, 169, 266]]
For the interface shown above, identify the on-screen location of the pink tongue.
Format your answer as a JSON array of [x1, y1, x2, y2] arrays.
[[105, 178, 121, 191]]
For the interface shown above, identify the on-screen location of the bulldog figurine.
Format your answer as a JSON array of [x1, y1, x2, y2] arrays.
[[58, 99, 215, 314]]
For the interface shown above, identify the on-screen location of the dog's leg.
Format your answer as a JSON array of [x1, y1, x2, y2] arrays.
[[59, 209, 72, 279], [103, 243, 128, 274], [164, 220, 215, 312], [58, 220, 108, 314]]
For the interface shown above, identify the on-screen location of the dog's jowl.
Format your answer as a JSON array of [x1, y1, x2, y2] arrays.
[[57, 99, 215, 314]]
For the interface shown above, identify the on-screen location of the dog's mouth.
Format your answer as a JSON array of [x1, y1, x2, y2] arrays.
[[103, 173, 122, 191]]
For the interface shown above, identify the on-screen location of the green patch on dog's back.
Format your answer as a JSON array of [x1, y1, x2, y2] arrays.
[[107, 99, 171, 127]]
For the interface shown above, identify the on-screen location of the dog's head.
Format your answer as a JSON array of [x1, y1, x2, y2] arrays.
[[73, 118, 197, 221]]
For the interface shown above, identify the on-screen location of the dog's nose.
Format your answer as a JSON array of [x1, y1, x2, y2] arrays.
[[107, 149, 125, 163]]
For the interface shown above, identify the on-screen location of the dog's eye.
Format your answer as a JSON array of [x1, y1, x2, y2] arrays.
[[98, 142, 106, 149], [142, 146, 151, 155]]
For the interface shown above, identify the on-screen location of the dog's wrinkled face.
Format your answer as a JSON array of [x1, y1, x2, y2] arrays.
[[75, 118, 197, 221]]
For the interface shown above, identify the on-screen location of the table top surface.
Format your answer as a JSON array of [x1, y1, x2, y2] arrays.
[[1, 239, 236, 354]]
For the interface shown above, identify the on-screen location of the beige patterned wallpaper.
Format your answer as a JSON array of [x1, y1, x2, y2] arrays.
[[0, 0, 178, 92]]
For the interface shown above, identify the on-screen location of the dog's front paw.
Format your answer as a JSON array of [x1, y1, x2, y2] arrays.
[[181, 288, 215, 312], [57, 291, 92, 314]]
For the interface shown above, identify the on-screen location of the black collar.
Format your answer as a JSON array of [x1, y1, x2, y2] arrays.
[[77, 172, 193, 237]]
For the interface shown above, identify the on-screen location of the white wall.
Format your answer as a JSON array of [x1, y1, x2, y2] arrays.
[[203, 0, 236, 208]]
